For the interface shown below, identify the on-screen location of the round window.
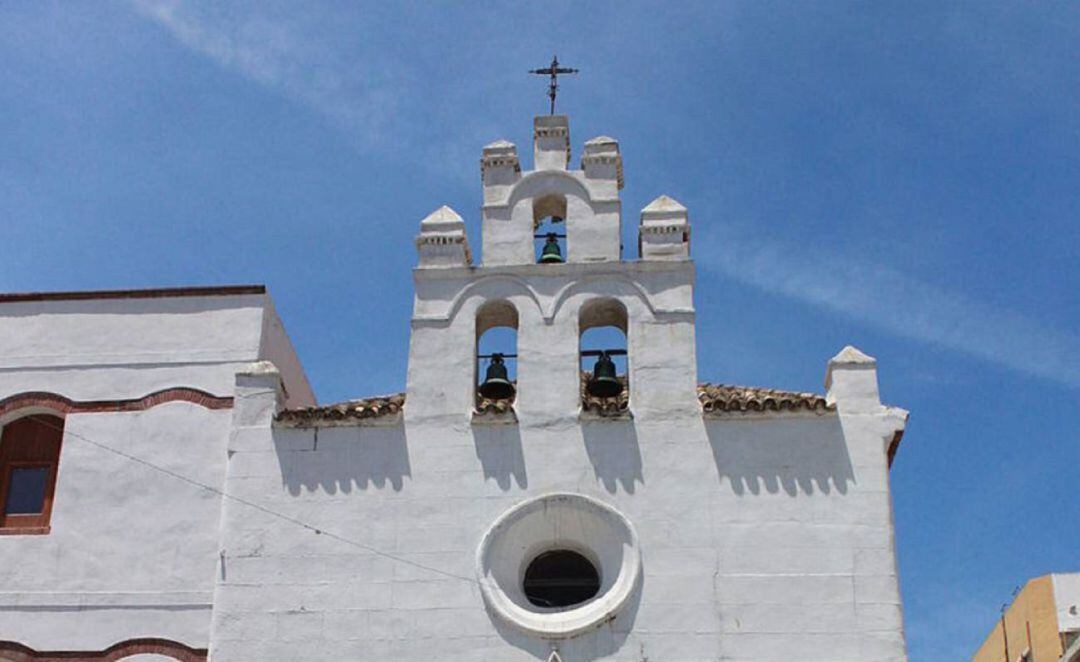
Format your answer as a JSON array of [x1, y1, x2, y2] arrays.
[[477, 493, 642, 638], [523, 550, 601, 608]]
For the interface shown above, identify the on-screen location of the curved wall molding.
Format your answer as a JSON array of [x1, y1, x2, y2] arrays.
[[501, 170, 597, 211], [441, 272, 664, 327], [0, 637, 207, 661], [0, 388, 233, 420], [446, 274, 546, 326], [476, 492, 643, 640]]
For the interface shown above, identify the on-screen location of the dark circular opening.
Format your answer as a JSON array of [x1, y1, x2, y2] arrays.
[[523, 549, 601, 608]]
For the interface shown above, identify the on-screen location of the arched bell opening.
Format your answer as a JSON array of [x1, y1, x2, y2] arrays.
[[476, 300, 520, 409], [579, 298, 629, 406], [533, 193, 567, 264]]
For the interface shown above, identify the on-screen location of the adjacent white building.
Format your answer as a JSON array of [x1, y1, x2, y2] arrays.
[[0, 112, 910, 661]]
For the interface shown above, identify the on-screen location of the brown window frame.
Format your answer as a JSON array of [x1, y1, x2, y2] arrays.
[[0, 414, 64, 535]]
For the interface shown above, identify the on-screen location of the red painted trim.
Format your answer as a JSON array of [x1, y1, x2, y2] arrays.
[[0, 389, 233, 419], [887, 429, 903, 468], [0, 638, 207, 661], [0, 284, 265, 304], [0, 526, 50, 535]]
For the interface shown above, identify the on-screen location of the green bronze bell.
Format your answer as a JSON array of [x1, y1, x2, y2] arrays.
[[539, 233, 564, 264], [586, 351, 623, 398], [479, 354, 515, 400]]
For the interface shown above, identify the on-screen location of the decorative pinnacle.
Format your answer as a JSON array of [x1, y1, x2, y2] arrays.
[[529, 55, 578, 115]]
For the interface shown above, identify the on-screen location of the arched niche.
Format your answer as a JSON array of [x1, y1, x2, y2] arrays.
[[578, 298, 629, 408], [477, 299, 519, 338], [533, 193, 568, 265], [476, 300, 520, 408], [579, 297, 628, 334], [507, 170, 593, 212], [532, 193, 567, 228], [507, 172, 597, 265]]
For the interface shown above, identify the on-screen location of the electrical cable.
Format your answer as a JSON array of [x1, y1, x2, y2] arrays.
[[33, 415, 479, 586]]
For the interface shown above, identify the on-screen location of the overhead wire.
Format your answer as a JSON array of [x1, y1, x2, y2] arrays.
[[33, 414, 479, 586]]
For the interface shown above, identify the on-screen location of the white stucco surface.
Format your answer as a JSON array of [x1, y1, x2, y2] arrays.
[[0, 292, 314, 405], [0, 114, 909, 661], [0, 289, 312, 654], [208, 115, 908, 661], [210, 390, 905, 660]]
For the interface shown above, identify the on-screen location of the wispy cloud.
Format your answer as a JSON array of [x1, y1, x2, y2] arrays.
[[700, 232, 1080, 387], [129, 0, 405, 146], [127, 0, 500, 180]]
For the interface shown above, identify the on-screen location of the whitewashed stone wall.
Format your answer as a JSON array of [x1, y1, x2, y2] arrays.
[[0, 113, 910, 662], [208, 114, 909, 661], [210, 370, 906, 661], [0, 291, 313, 653]]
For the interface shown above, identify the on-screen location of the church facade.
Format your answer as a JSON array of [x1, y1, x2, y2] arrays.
[[0, 113, 909, 661]]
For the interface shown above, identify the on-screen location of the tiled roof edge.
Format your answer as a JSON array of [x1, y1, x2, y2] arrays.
[[276, 393, 405, 426], [277, 383, 833, 425], [697, 383, 833, 415]]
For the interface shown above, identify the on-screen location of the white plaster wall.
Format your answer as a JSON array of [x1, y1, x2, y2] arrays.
[[0, 293, 313, 404], [0, 363, 247, 404], [211, 249, 905, 659], [0, 291, 313, 653], [407, 261, 697, 422], [1054, 573, 1080, 633], [258, 299, 317, 408], [483, 168, 621, 267], [0, 404, 229, 650], [0, 295, 267, 370], [209, 402, 904, 661]]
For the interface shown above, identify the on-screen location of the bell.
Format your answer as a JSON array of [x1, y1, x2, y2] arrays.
[[539, 233, 564, 264], [478, 354, 515, 400], [586, 352, 623, 398]]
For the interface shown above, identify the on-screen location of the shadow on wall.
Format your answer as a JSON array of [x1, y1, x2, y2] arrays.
[[274, 425, 411, 496], [705, 415, 855, 496], [473, 424, 527, 490], [490, 575, 643, 661], [582, 420, 643, 494]]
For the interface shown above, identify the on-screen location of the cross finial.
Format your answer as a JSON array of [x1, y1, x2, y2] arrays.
[[529, 55, 578, 115]]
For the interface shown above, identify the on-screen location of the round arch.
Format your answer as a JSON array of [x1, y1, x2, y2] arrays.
[[550, 275, 656, 325], [506, 170, 594, 212], [446, 275, 545, 326]]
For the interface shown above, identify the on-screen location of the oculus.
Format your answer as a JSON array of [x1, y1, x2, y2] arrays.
[[523, 549, 601, 608], [476, 492, 641, 639]]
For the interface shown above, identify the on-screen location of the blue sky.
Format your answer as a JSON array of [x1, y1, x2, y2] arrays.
[[2, 2, 1078, 658]]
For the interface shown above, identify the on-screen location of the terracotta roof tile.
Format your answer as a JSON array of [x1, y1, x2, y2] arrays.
[[698, 383, 832, 415], [275, 393, 404, 426], [277, 382, 831, 425], [475, 389, 516, 415], [581, 373, 630, 416]]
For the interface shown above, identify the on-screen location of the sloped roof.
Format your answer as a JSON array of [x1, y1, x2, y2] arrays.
[[276, 393, 405, 426], [641, 194, 688, 214], [698, 383, 831, 414], [277, 383, 831, 425]]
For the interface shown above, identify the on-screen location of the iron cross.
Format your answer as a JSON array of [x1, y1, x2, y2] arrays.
[[529, 56, 578, 115]]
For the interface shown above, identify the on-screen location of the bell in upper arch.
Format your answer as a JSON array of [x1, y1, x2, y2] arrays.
[[479, 353, 515, 400], [586, 351, 623, 398], [539, 233, 564, 264]]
